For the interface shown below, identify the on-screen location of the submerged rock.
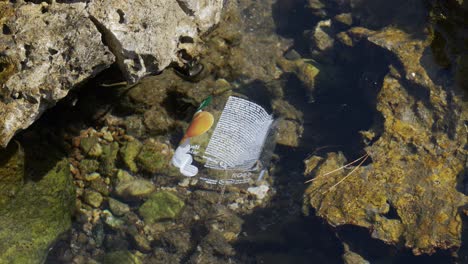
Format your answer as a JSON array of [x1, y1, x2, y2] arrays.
[[114, 170, 155, 200], [304, 27, 467, 255], [108, 198, 131, 216], [115, 179, 155, 200], [138, 191, 185, 223], [136, 139, 173, 174], [0, 142, 24, 207], [100, 250, 141, 264], [83, 189, 104, 208], [119, 140, 143, 173], [0, 159, 75, 263]]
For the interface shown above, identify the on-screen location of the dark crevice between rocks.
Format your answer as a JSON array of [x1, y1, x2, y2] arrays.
[[24, 0, 52, 4], [175, 0, 195, 17], [88, 15, 132, 82]]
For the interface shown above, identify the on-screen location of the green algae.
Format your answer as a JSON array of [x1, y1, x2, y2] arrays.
[[0, 159, 75, 263], [100, 141, 119, 176], [138, 191, 185, 223], [119, 140, 142, 173], [136, 139, 172, 174], [79, 159, 100, 175], [80, 136, 101, 157], [100, 250, 141, 264], [0, 142, 24, 207]]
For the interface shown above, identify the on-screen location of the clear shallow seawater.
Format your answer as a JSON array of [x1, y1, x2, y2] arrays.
[[8, 0, 461, 263]]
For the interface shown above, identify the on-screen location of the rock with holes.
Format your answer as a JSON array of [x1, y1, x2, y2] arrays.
[[0, 0, 223, 148], [0, 1, 114, 148], [87, 0, 223, 83], [304, 27, 467, 255]]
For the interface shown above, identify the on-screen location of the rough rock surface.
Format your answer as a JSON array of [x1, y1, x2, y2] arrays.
[[0, 0, 223, 148], [304, 27, 467, 255], [0, 2, 114, 148]]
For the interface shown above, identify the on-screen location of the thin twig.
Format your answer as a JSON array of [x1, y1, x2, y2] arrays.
[[321, 154, 369, 195], [99, 81, 128, 87], [304, 153, 368, 183]]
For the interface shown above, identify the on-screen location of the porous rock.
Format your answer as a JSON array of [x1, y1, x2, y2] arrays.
[[0, 1, 114, 148], [0, 0, 223, 148], [304, 27, 467, 255]]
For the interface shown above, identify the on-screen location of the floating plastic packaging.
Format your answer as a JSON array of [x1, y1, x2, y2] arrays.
[[171, 95, 277, 186]]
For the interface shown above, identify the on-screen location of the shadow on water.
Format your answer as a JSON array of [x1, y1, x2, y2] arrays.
[[233, 36, 391, 262], [234, 144, 344, 264]]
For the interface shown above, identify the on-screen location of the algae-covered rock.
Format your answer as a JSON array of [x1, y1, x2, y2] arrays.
[[83, 189, 103, 208], [0, 159, 75, 263], [108, 198, 130, 216], [136, 139, 173, 174], [79, 159, 100, 175], [115, 179, 155, 200], [143, 105, 175, 134], [100, 250, 141, 264], [0, 142, 24, 207], [342, 243, 370, 264], [304, 27, 467, 255], [277, 58, 320, 101], [80, 136, 101, 157], [138, 191, 185, 223], [307, 19, 335, 52], [276, 119, 304, 147], [90, 178, 110, 196], [100, 142, 119, 176], [119, 140, 142, 173]]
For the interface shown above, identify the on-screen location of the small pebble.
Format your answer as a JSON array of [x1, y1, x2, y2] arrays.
[[247, 185, 269, 200], [83, 190, 103, 208], [84, 172, 100, 182]]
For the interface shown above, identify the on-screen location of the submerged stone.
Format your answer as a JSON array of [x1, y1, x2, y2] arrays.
[[0, 142, 24, 207], [119, 140, 142, 173], [84, 172, 101, 182], [115, 178, 155, 200], [83, 189, 103, 208], [80, 136, 102, 158], [108, 198, 130, 216], [100, 250, 141, 264], [0, 159, 75, 263], [138, 191, 185, 223], [136, 139, 173, 174], [100, 142, 119, 176], [79, 159, 100, 175], [304, 27, 467, 255]]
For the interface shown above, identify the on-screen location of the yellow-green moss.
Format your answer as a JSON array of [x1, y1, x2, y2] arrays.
[[0, 159, 75, 263]]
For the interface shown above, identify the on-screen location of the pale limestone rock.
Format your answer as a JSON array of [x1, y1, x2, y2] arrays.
[[87, 0, 222, 82], [0, 0, 223, 147], [0, 2, 114, 147]]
